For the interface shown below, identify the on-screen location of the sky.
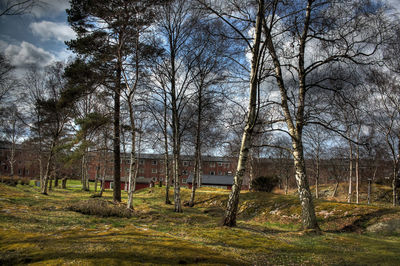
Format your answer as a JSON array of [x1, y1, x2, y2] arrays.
[[0, 0, 74, 71], [0, 0, 399, 74]]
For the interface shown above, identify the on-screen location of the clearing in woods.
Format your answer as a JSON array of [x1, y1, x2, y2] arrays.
[[0, 181, 400, 265]]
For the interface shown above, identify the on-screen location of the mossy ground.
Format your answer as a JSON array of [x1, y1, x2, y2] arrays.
[[1, 181, 400, 265]]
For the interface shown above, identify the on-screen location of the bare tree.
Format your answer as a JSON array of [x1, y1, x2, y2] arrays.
[[0, 0, 41, 16]]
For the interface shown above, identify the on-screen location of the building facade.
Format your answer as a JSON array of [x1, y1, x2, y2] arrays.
[[87, 153, 240, 190]]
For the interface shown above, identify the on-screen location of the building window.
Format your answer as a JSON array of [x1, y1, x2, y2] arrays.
[[139, 159, 144, 165], [218, 172, 223, 175], [18, 169, 22, 175], [152, 168, 157, 174], [209, 162, 215, 168], [159, 177, 163, 182], [152, 160, 157, 165], [182, 170, 187, 175], [182, 178, 187, 184], [210, 171, 215, 175], [183, 161, 189, 166], [159, 168, 163, 173], [218, 162, 222, 166], [139, 168, 144, 173], [26, 170, 29, 175]]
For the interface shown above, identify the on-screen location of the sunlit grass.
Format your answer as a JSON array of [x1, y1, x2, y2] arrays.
[[0, 180, 400, 265]]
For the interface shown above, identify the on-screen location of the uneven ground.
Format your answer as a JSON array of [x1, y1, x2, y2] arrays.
[[1, 181, 400, 265]]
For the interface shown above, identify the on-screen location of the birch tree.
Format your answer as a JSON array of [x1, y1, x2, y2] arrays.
[[260, 0, 388, 229], [154, 0, 200, 212]]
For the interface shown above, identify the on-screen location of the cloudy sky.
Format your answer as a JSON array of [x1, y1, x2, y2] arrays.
[[0, 0, 398, 72], [0, 0, 74, 70]]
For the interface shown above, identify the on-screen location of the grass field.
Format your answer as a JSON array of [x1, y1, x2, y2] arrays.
[[1, 180, 400, 265]]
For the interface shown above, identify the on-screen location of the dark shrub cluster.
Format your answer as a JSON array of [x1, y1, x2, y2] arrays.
[[1, 176, 18, 186], [68, 199, 133, 218], [20, 178, 30, 185], [0, 176, 30, 186], [251, 176, 279, 192]]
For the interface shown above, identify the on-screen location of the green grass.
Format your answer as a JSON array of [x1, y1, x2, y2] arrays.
[[0, 180, 400, 265]]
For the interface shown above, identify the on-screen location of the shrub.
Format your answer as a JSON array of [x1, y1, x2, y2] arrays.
[[20, 178, 31, 186], [1, 176, 18, 186], [68, 199, 133, 218], [251, 176, 279, 192]]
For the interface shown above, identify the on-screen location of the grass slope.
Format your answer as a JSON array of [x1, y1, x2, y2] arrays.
[[0, 181, 400, 265]]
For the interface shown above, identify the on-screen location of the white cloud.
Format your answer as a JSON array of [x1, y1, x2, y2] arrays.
[[29, 21, 75, 42], [4, 41, 55, 68]]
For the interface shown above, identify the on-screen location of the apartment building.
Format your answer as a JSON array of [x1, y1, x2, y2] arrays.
[[87, 153, 239, 190]]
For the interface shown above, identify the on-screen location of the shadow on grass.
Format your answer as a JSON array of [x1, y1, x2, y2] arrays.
[[325, 208, 399, 233], [0, 229, 244, 265]]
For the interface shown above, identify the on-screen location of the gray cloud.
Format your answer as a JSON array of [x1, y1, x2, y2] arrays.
[[4, 41, 55, 69], [31, 0, 70, 18], [29, 21, 76, 42]]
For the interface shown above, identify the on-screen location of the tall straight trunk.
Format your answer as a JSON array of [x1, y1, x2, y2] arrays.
[[9, 142, 15, 176], [113, 62, 122, 203], [127, 104, 137, 209], [222, 0, 263, 227], [348, 140, 353, 203], [315, 152, 320, 199], [164, 149, 171, 204], [356, 144, 360, 204], [9, 120, 16, 176], [94, 165, 100, 193], [163, 90, 171, 204], [367, 179, 371, 205], [189, 90, 202, 207], [249, 152, 254, 191], [81, 154, 89, 191], [394, 139, 400, 206], [285, 175, 289, 195], [170, 36, 182, 212]]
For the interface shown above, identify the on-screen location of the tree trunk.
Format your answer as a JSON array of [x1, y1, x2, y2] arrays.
[[41, 142, 55, 195], [62, 178, 67, 189], [163, 91, 171, 205], [285, 175, 289, 195], [315, 152, 320, 199], [189, 92, 202, 207], [333, 181, 339, 197], [222, 0, 263, 227], [249, 152, 254, 191], [127, 104, 137, 209], [94, 165, 99, 193], [348, 140, 353, 203], [356, 144, 360, 204], [293, 141, 319, 230], [113, 62, 122, 203], [367, 179, 371, 205]]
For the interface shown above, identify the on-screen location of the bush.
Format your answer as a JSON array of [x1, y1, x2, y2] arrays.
[[20, 178, 31, 186], [1, 176, 18, 186], [68, 199, 133, 218], [251, 176, 278, 192]]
